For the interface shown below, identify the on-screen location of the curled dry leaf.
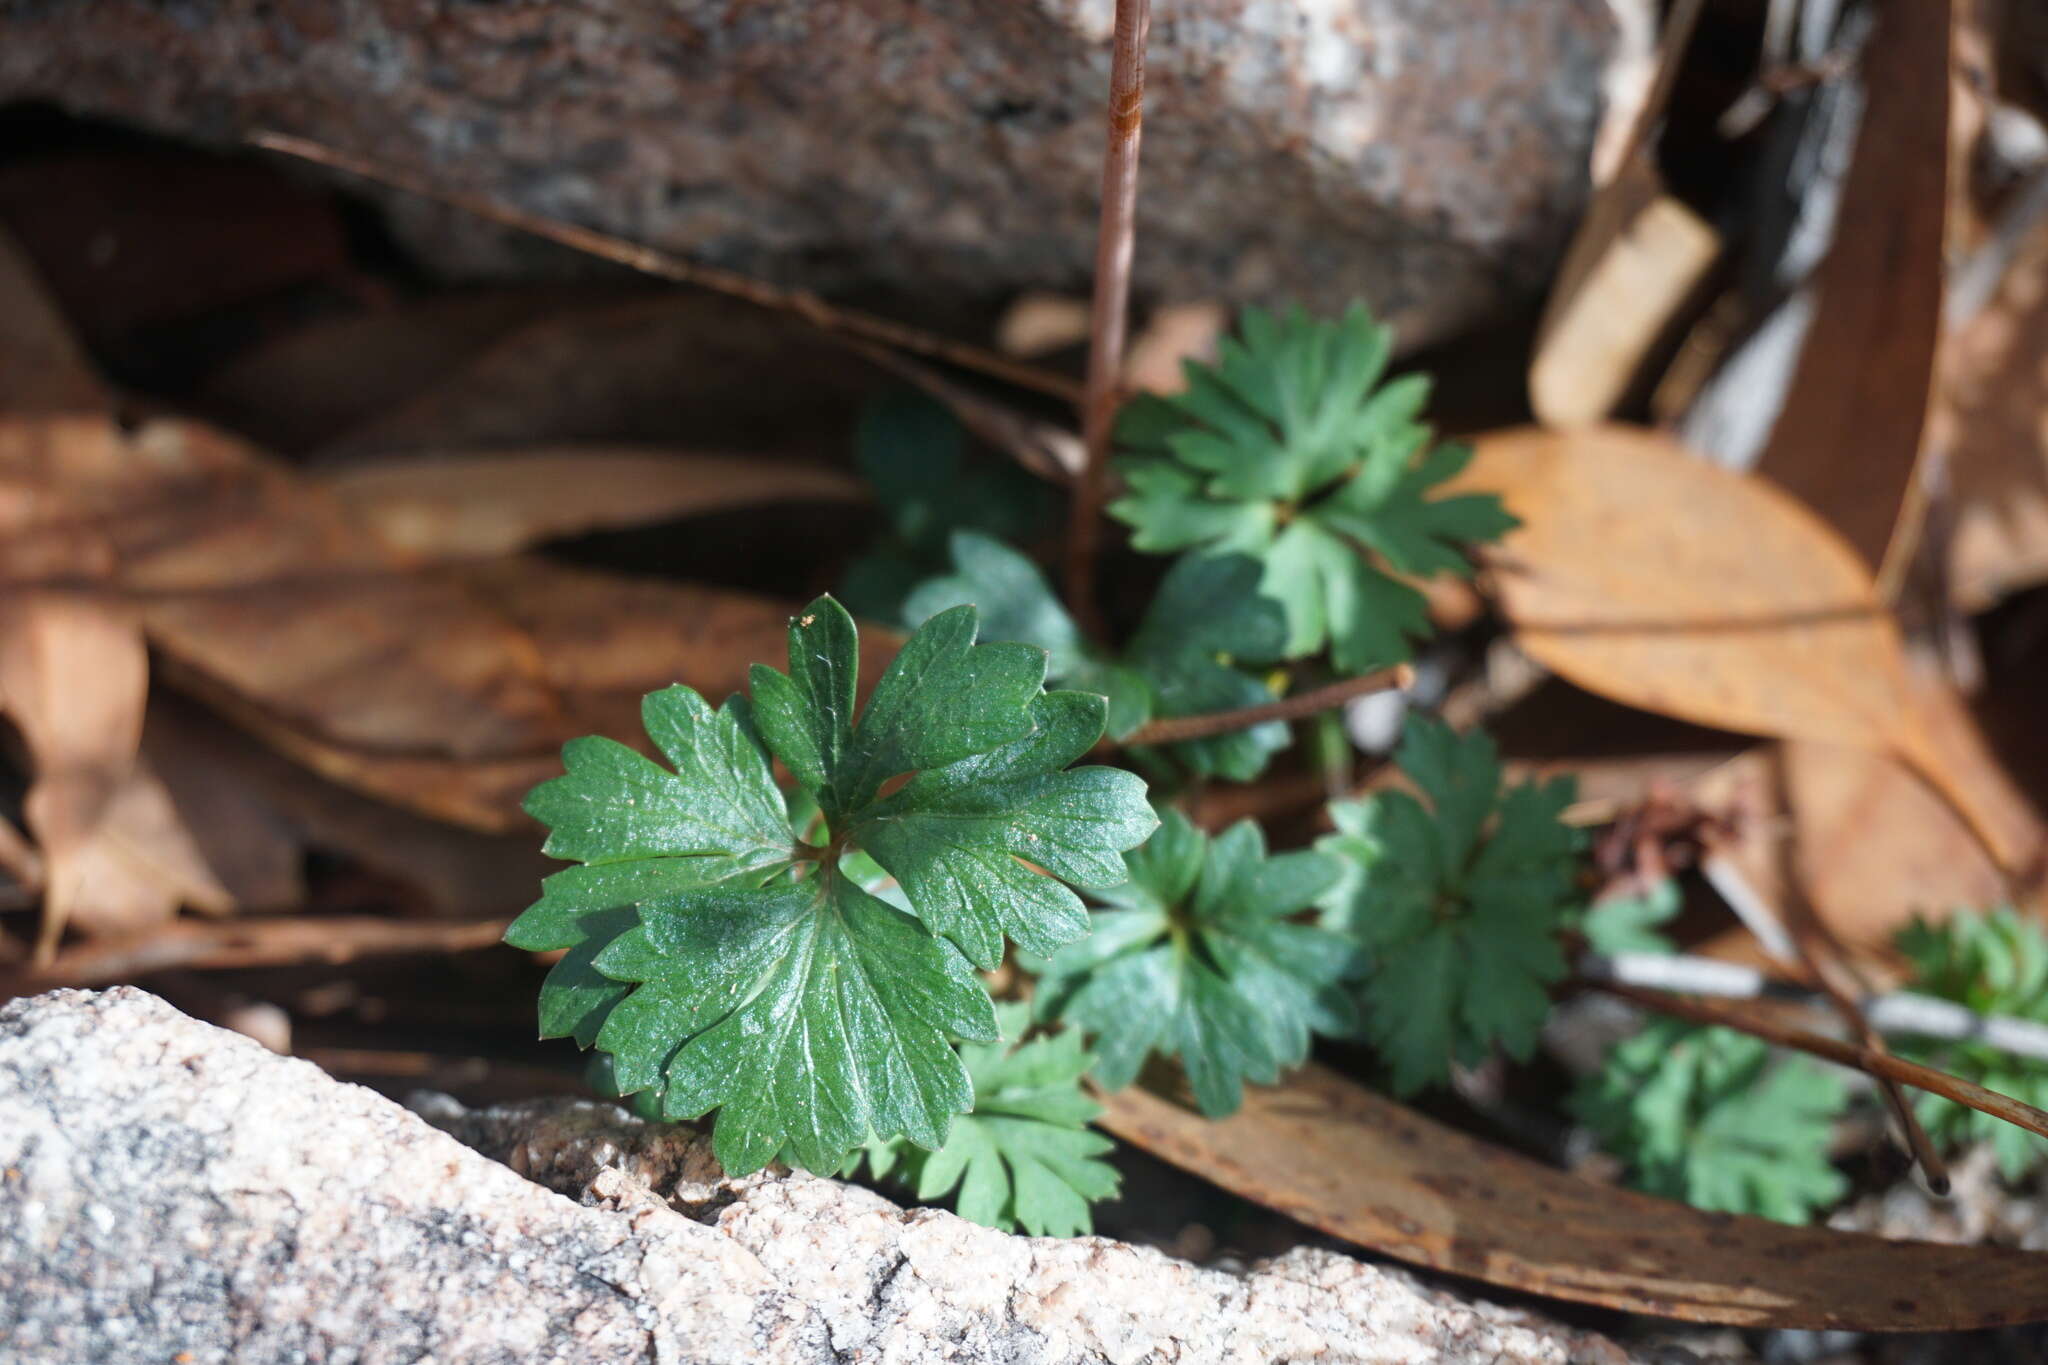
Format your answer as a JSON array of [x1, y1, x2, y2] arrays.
[[1454, 424, 2040, 878], [0, 591, 215, 955], [166, 557, 894, 833], [1, 411, 877, 834], [320, 447, 866, 561], [1753, 0, 1953, 584], [0, 604, 240, 956], [1097, 1063, 2048, 1330]]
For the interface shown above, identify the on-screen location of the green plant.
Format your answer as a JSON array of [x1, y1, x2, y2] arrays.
[[1577, 877, 1682, 955], [839, 390, 1057, 622], [846, 1003, 1120, 1236], [506, 595, 1155, 1175], [1574, 1019, 1849, 1223], [1108, 305, 1516, 672], [1894, 907, 2048, 1180], [1036, 809, 1362, 1117], [1317, 715, 1581, 1094], [513, 297, 2017, 1247], [902, 531, 1291, 780]]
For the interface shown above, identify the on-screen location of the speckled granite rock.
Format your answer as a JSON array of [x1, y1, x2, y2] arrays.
[[0, 987, 1634, 1363], [0, 0, 1614, 349]]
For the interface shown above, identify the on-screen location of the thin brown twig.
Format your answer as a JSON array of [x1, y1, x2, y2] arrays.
[[0, 915, 513, 996], [1702, 843, 1945, 1188], [1119, 664, 1412, 748], [1065, 0, 1152, 637], [1757, 868, 1953, 1194], [1594, 981, 2048, 1145], [248, 131, 1082, 406]]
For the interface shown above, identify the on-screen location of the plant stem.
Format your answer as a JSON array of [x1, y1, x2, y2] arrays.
[[1593, 980, 2048, 1145], [1578, 950, 2048, 1063], [1066, 0, 1152, 637], [1119, 664, 1412, 747], [1701, 852, 1949, 1192]]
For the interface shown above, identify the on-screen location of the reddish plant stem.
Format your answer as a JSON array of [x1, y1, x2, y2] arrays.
[[1066, 0, 1152, 638], [1788, 923, 1952, 1194], [1119, 664, 1412, 747], [1596, 981, 2048, 1144]]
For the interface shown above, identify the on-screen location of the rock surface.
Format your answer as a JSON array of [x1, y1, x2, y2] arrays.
[[0, 987, 1634, 1363], [0, 0, 1614, 349]]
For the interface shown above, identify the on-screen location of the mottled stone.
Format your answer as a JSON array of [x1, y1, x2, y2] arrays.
[[0, 0, 1615, 348], [0, 987, 1633, 1363]]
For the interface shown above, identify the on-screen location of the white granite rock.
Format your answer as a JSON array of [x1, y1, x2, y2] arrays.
[[0, 987, 1632, 1363]]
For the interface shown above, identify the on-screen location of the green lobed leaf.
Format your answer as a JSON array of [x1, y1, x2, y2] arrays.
[[839, 390, 1057, 622], [595, 875, 997, 1175], [849, 1002, 1121, 1236], [515, 592, 1155, 1175], [1574, 1020, 1849, 1223], [1579, 878, 1682, 956], [904, 531, 1292, 778], [1318, 715, 1582, 1094], [1107, 304, 1515, 672], [856, 690, 1156, 968], [1039, 810, 1361, 1117]]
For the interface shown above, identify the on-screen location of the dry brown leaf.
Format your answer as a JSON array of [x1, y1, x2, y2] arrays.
[[0, 914, 514, 998], [2, 408, 878, 835], [0, 225, 108, 415], [39, 754, 237, 940], [141, 573, 567, 761], [0, 414, 568, 762], [196, 289, 588, 452], [316, 294, 882, 462], [0, 592, 151, 952], [1098, 1064, 2048, 1330], [1781, 739, 2003, 951], [140, 693, 546, 919], [1529, 189, 1719, 426], [1944, 217, 2048, 610], [1122, 302, 1227, 396], [320, 448, 865, 561], [1453, 425, 2038, 876], [139, 700, 306, 914], [1755, 0, 1954, 582], [994, 292, 1091, 359], [1527, 0, 1708, 426], [167, 558, 894, 833], [1779, 678, 2041, 952], [1460, 424, 1916, 750]]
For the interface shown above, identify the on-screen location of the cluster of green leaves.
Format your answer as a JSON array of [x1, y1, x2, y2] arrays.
[[1037, 810, 1363, 1117], [1316, 717, 1581, 1094], [838, 391, 1056, 623], [846, 1003, 1120, 1237], [1573, 1019, 1849, 1223], [904, 532, 1290, 780], [1894, 906, 2048, 1180], [506, 594, 1155, 1176], [1109, 305, 1516, 673]]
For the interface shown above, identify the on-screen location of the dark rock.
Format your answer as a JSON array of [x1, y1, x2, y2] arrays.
[[0, 0, 1615, 348]]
